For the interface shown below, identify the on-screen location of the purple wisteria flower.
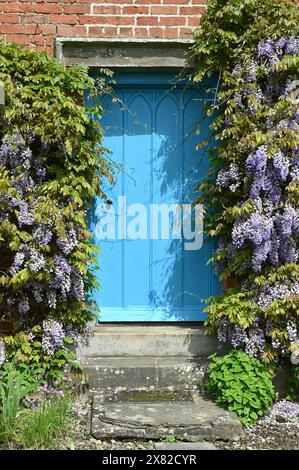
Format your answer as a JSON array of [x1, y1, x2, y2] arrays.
[[18, 295, 30, 315], [41, 319, 65, 356], [257, 39, 274, 59], [53, 255, 72, 301], [18, 203, 35, 226], [33, 224, 52, 245], [254, 280, 299, 309], [65, 324, 93, 347], [57, 226, 78, 255], [216, 318, 266, 357], [285, 37, 299, 55], [217, 163, 241, 192], [232, 211, 274, 249]]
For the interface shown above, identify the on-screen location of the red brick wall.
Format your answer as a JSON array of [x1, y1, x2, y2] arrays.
[[0, 1, 206, 55]]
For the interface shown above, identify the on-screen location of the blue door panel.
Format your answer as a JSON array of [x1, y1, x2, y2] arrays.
[[87, 73, 221, 322]]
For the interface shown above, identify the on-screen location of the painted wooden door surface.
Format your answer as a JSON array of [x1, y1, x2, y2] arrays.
[[89, 72, 221, 322]]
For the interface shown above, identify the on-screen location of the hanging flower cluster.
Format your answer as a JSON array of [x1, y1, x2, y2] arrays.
[[41, 319, 92, 356], [199, 33, 299, 362]]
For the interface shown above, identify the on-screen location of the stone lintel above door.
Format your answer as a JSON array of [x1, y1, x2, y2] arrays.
[[55, 38, 193, 68]]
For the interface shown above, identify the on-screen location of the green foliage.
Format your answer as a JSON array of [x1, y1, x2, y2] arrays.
[[205, 289, 256, 332], [0, 362, 42, 443], [18, 395, 71, 449], [190, 0, 299, 82], [3, 327, 82, 382], [205, 350, 276, 425]]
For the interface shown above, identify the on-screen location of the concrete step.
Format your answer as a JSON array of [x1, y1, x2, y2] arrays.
[[82, 356, 209, 389], [78, 324, 223, 358], [90, 389, 243, 442]]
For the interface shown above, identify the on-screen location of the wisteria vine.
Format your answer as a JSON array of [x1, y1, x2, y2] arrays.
[[192, 1, 299, 364], [0, 41, 112, 369]]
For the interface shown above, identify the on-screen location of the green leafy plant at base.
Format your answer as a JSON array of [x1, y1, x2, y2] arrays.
[[0, 362, 42, 443], [205, 350, 276, 426], [18, 395, 71, 449]]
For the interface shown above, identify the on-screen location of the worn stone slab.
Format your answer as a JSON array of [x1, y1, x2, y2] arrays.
[[91, 394, 242, 442], [155, 443, 217, 450]]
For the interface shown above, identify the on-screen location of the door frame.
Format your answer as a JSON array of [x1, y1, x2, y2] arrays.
[[57, 39, 221, 324]]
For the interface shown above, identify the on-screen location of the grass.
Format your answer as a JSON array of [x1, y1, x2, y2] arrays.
[[0, 363, 39, 444], [17, 396, 71, 449]]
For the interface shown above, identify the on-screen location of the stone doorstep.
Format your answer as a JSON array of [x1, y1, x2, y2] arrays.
[[81, 356, 209, 389], [77, 324, 226, 358], [90, 391, 243, 442]]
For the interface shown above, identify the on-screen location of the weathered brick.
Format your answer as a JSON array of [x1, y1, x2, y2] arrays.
[[49, 14, 78, 25], [64, 5, 90, 14], [6, 34, 32, 45], [2, 3, 33, 13], [31, 35, 46, 45], [0, 14, 20, 23], [34, 4, 63, 14], [102, 26, 118, 36], [23, 14, 48, 24], [148, 27, 164, 38], [159, 16, 185, 26], [136, 16, 158, 26], [80, 15, 133, 25], [118, 27, 134, 37], [135, 0, 161, 4], [37, 24, 57, 35], [93, 6, 121, 15], [88, 26, 104, 36], [122, 6, 149, 15], [163, 0, 190, 4], [164, 27, 179, 38], [0, 24, 37, 34], [57, 25, 87, 36], [151, 6, 178, 15], [179, 6, 206, 15], [134, 27, 150, 38]]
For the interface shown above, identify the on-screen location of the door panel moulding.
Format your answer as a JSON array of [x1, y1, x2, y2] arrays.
[[55, 38, 194, 68]]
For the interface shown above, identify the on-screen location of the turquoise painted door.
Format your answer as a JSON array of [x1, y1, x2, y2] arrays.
[[89, 72, 221, 322]]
